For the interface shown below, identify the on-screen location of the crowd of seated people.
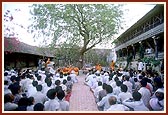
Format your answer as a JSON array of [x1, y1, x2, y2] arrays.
[[84, 68, 164, 111], [4, 66, 78, 111]]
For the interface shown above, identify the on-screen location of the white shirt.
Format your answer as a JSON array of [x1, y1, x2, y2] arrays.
[[4, 102, 18, 111], [96, 76, 103, 82], [103, 75, 109, 84], [32, 92, 48, 104], [113, 86, 121, 96], [107, 104, 130, 111], [26, 84, 37, 97], [134, 82, 141, 90], [58, 100, 69, 111], [149, 98, 164, 111], [110, 81, 117, 89], [44, 99, 60, 111], [138, 62, 143, 71], [70, 73, 78, 83], [27, 105, 34, 111], [97, 93, 117, 111], [123, 81, 133, 93], [118, 92, 132, 102], [60, 84, 67, 92], [123, 99, 149, 111], [138, 87, 151, 107], [90, 76, 98, 88], [85, 74, 94, 87], [42, 85, 52, 95], [4, 85, 12, 95], [39, 73, 46, 83], [91, 82, 98, 91], [94, 86, 103, 98], [20, 78, 28, 92]]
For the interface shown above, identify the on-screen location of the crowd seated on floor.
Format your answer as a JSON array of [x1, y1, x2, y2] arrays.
[[84, 68, 164, 111], [4, 62, 164, 111], [4, 64, 78, 111]]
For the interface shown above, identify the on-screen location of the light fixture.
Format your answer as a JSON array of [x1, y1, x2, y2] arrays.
[[152, 36, 155, 39]]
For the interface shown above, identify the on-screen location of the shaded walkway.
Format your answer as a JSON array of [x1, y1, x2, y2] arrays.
[[69, 74, 98, 111]]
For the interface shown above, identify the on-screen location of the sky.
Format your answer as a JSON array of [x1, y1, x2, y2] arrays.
[[3, 3, 156, 48]]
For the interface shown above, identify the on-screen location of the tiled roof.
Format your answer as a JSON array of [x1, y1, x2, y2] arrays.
[[4, 37, 54, 57]]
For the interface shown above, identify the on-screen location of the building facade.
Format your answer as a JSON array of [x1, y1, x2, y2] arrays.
[[113, 4, 164, 71]]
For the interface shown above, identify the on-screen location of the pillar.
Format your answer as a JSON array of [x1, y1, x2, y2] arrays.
[[152, 36, 159, 60]]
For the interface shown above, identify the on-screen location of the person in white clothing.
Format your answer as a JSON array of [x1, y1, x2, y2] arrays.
[[113, 80, 122, 96], [42, 80, 52, 95], [32, 85, 48, 104], [103, 72, 109, 84], [149, 88, 164, 111], [69, 70, 78, 83], [94, 81, 103, 101], [110, 76, 119, 89], [97, 85, 117, 111], [26, 80, 38, 98], [84, 72, 94, 87], [138, 79, 151, 108], [122, 91, 149, 111], [123, 75, 133, 93], [44, 88, 60, 111], [96, 72, 103, 83], [57, 89, 69, 111], [4, 93, 18, 111], [107, 96, 129, 111], [27, 97, 35, 111], [60, 79, 67, 92], [138, 60, 144, 71], [91, 76, 98, 92], [4, 80, 12, 95], [37, 75, 43, 85], [133, 78, 141, 91], [118, 84, 132, 103]]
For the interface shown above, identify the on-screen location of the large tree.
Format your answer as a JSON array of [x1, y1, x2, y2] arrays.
[[54, 42, 80, 67], [29, 4, 123, 68]]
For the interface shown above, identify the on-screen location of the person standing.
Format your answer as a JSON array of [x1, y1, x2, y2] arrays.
[[138, 60, 144, 72]]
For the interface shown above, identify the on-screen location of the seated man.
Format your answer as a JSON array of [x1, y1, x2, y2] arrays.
[[149, 88, 164, 111], [107, 96, 129, 111], [122, 91, 149, 111], [97, 85, 117, 111]]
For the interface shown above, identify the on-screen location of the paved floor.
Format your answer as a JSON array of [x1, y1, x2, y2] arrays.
[[69, 74, 98, 111]]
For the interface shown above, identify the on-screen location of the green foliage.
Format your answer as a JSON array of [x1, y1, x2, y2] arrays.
[[29, 4, 123, 67], [54, 42, 80, 66], [84, 49, 109, 66], [142, 57, 160, 67], [29, 4, 123, 49]]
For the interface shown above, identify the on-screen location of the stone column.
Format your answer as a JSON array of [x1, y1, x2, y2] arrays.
[[152, 36, 159, 60], [132, 44, 135, 59]]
